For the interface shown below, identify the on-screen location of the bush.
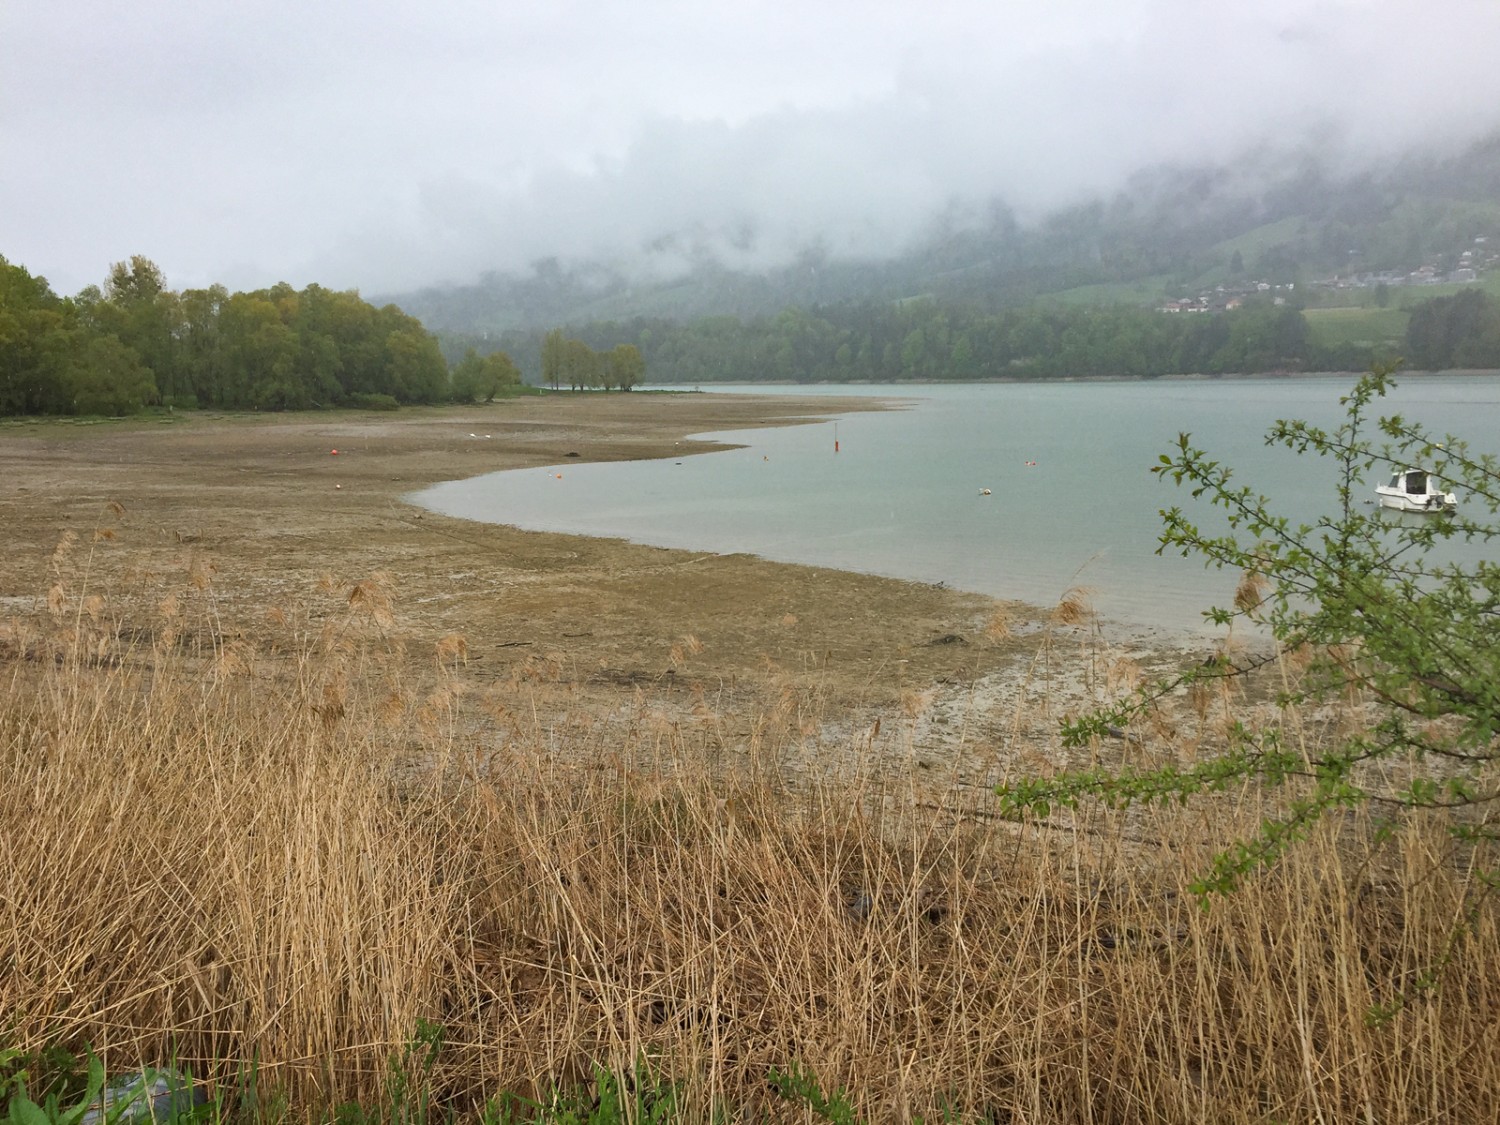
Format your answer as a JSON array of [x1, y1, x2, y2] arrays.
[[999, 364, 1500, 937]]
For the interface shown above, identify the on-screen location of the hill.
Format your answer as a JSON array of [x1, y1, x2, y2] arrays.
[[387, 133, 1500, 336]]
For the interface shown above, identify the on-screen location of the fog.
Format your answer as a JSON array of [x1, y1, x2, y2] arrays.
[[5, 0, 1500, 297]]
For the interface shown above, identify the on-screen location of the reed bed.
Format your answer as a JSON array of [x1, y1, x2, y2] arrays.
[[2, 537, 1498, 1124]]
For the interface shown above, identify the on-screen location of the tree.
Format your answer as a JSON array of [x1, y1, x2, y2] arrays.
[[0, 255, 70, 414], [998, 367, 1500, 929], [607, 343, 645, 391], [62, 333, 157, 415], [561, 337, 597, 391], [542, 328, 566, 390], [104, 255, 168, 306], [450, 348, 487, 403], [1406, 290, 1496, 370], [179, 285, 229, 406], [221, 294, 302, 409], [482, 350, 522, 397], [451, 347, 521, 402], [102, 255, 182, 403]]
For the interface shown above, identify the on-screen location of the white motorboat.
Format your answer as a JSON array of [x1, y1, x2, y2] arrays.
[[1375, 468, 1456, 513]]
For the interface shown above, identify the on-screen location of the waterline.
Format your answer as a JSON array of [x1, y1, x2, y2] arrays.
[[413, 376, 1500, 637]]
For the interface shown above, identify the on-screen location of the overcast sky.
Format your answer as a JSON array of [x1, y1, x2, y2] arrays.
[[6, 0, 1500, 298]]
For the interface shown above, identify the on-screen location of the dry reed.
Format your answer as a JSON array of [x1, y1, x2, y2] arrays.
[[2, 535, 1497, 1124]]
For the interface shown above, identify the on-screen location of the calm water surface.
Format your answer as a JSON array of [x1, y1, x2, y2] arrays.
[[412, 376, 1500, 638]]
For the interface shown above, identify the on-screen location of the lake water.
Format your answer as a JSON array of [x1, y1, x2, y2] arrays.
[[411, 376, 1500, 639]]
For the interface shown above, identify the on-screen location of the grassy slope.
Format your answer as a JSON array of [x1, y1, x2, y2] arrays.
[[1304, 305, 1411, 349]]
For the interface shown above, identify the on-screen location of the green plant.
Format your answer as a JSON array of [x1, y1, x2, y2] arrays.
[[6, 1056, 107, 1125], [998, 365, 1500, 920], [3, 1057, 208, 1125], [483, 1058, 679, 1125], [767, 1064, 861, 1125], [335, 1021, 446, 1125]]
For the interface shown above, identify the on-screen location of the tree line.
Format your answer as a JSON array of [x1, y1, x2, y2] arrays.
[[486, 297, 1350, 384], [1404, 289, 1500, 370], [0, 254, 528, 416], [486, 289, 1500, 385], [539, 328, 646, 391], [9, 250, 1498, 418]]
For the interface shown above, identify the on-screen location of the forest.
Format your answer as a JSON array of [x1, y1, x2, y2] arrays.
[[0, 255, 523, 416], [480, 296, 1366, 385], [1404, 288, 1500, 369]]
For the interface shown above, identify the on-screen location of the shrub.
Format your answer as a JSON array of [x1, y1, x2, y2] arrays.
[[999, 364, 1500, 939]]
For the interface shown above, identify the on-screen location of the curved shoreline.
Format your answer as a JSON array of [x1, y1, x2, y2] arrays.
[[3, 394, 1129, 739]]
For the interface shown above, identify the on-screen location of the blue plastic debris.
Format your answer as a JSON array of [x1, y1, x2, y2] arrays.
[[79, 1068, 206, 1125]]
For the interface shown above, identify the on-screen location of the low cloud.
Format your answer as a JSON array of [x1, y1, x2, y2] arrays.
[[6, 0, 1500, 296]]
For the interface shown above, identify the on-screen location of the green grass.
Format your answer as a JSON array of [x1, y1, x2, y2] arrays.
[[1042, 276, 1172, 307], [1390, 272, 1500, 306], [1304, 306, 1410, 349], [1, 1041, 878, 1125], [1208, 215, 1310, 261]]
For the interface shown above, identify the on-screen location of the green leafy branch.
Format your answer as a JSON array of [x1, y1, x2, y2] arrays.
[[1000, 365, 1500, 912]]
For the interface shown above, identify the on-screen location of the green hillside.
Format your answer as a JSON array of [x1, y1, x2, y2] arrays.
[[1304, 307, 1409, 351], [388, 132, 1500, 335]]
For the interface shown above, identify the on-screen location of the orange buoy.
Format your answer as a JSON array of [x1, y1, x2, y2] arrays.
[[330, 449, 338, 455]]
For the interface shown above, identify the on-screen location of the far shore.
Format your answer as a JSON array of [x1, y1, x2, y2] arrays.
[[645, 367, 1500, 388]]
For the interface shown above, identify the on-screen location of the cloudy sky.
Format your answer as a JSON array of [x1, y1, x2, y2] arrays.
[[6, 0, 1500, 298]]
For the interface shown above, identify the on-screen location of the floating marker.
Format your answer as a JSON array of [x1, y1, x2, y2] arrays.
[[330, 449, 338, 455]]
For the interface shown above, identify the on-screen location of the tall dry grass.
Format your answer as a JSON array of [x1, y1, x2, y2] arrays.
[[2, 532, 1498, 1123]]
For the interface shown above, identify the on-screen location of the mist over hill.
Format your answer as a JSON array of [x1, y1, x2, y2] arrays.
[[387, 132, 1500, 336]]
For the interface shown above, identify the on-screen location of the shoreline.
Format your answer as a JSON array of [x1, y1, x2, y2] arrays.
[[6, 393, 1492, 1123], [4, 393, 1186, 777], [644, 367, 1500, 388]]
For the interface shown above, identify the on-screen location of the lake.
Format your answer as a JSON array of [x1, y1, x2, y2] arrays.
[[411, 375, 1500, 639]]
